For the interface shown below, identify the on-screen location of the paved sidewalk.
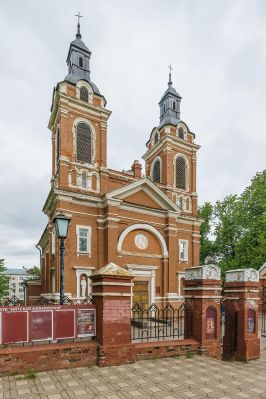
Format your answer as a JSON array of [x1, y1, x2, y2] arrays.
[[1, 339, 266, 399]]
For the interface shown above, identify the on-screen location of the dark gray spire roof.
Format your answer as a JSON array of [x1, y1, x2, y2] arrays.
[[158, 69, 182, 128], [64, 21, 100, 95]]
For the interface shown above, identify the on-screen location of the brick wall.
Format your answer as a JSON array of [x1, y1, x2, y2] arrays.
[[134, 339, 200, 361], [0, 341, 97, 375]]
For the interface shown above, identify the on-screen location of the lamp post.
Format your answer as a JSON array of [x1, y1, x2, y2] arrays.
[[53, 214, 71, 305]]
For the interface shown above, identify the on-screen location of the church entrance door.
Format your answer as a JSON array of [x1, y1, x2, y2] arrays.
[[133, 281, 149, 309]]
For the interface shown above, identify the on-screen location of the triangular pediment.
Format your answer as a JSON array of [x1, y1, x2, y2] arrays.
[[105, 178, 180, 213]]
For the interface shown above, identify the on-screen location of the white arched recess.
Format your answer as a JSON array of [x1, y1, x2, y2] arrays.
[[117, 223, 169, 258]]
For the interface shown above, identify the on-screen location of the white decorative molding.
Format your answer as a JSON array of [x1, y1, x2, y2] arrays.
[[185, 264, 221, 281], [117, 223, 169, 257], [134, 233, 149, 250], [225, 268, 259, 283]]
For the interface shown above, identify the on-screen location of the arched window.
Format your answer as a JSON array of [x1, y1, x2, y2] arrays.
[[175, 156, 186, 189], [80, 86, 88, 102], [154, 132, 159, 144], [81, 172, 87, 188], [153, 159, 161, 183], [76, 123, 92, 164], [79, 57, 83, 68], [178, 127, 184, 139], [173, 101, 176, 110]]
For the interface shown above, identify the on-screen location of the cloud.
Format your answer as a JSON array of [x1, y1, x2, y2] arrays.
[[0, 0, 265, 268]]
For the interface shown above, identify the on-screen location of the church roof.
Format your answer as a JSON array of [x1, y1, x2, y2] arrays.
[[159, 83, 181, 103]]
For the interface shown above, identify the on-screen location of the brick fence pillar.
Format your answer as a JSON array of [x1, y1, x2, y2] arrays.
[[91, 262, 134, 366], [184, 264, 222, 359], [224, 268, 260, 361]]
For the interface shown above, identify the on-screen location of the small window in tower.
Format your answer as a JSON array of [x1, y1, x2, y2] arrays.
[[173, 101, 176, 110], [163, 103, 166, 112], [80, 86, 89, 102], [154, 132, 159, 144], [178, 127, 184, 139], [179, 196, 183, 209], [79, 57, 83, 68], [153, 159, 161, 183], [81, 172, 87, 188]]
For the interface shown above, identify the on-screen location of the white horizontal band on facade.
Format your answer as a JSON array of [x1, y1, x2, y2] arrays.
[[224, 289, 259, 293], [91, 282, 133, 287], [92, 292, 132, 297], [223, 297, 260, 301], [184, 287, 222, 291], [184, 295, 222, 299]]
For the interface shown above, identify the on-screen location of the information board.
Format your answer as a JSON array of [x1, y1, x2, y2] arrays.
[[76, 308, 96, 337]]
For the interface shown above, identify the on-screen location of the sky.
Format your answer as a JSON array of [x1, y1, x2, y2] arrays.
[[0, 0, 265, 269]]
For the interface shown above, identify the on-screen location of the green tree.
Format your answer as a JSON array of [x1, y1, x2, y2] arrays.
[[236, 171, 266, 269], [0, 259, 10, 301], [25, 266, 41, 278], [198, 202, 215, 264], [213, 194, 242, 272]]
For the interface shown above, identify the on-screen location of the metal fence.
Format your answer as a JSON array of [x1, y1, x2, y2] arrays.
[[1, 295, 93, 307], [261, 306, 266, 337], [131, 303, 192, 342]]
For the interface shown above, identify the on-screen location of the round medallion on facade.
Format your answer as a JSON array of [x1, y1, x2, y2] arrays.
[[134, 234, 148, 250]]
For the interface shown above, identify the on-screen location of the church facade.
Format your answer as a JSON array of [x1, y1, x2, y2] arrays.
[[34, 23, 201, 307]]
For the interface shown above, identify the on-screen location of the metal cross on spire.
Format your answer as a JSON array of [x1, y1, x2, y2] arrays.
[[168, 64, 173, 85], [75, 12, 83, 39]]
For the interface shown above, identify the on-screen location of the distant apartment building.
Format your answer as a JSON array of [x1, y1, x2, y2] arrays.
[[2, 269, 35, 301]]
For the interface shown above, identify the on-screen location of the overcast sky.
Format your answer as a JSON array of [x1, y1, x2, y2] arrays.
[[0, 0, 265, 269]]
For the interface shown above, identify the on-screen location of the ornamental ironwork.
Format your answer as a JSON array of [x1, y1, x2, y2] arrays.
[[131, 302, 192, 342]]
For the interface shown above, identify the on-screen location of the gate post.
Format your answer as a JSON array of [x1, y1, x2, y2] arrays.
[[90, 262, 135, 366], [224, 268, 260, 361], [184, 264, 222, 359]]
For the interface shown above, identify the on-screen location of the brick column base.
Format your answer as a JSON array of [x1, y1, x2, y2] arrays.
[[185, 265, 222, 359], [91, 263, 135, 366], [224, 268, 260, 361]]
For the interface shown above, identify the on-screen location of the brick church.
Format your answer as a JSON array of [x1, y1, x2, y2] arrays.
[[31, 21, 201, 306]]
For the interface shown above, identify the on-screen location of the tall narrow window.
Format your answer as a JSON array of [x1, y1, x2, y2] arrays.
[[80, 86, 88, 102], [153, 159, 161, 183], [163, 103, 166, 112], [179, 240, 188, 261], [173, 101, 176, 110], [178, 127, 184, 139], [81, 172, 87, 188], [175, 156, 186, 189], [76, 226, 91, 254], [76, 123, 92, 164], [154, 132, 159, 144], [179, 196, 183, 209], [79, 57, 83, 68]]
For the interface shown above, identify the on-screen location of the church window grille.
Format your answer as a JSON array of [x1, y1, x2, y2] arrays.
[[175, 156, 186, 189], [153, 159, 161, 182], [80, 86, 89, 102], [178, 127, 184, 139], [154, 132, 159, 144], [79, 57, 83, 68], [179, 196, 183, 209], [81, 172, 87, 188], [76, 123, 92, 164]]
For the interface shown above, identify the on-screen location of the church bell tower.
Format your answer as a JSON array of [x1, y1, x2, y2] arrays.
[[143, 68, 200, 218]]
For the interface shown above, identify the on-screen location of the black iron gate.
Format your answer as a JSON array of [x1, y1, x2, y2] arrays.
[[220, 308, 238, 357]]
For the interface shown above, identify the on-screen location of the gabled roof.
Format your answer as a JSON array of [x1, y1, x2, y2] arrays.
[[105, 177, 180, 213]]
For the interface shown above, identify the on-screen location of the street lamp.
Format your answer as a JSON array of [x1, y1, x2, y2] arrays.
[[53, 214, 71, 305]]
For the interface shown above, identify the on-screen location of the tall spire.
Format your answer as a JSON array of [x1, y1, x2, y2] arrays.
[[168, 64, 173, 86], [75, 12, 83, 39]]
